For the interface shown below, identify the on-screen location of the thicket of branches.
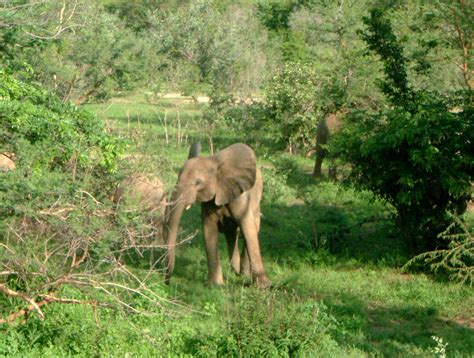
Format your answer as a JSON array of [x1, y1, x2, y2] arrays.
[[0, 68, 177, 325]]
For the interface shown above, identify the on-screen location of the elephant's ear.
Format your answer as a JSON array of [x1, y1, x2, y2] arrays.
[[215, 143, 257, 206]]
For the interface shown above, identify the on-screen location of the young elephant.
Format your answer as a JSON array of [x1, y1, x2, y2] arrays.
[[164, 143, 271, 288]]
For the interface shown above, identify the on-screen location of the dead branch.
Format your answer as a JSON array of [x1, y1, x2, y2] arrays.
[[23, 0, 81, 40], [78, 190, 102, 206], [1, 179, 184, 326], [0, 283, 44, 320], [0, 243, 15, 254], [0, 292, 113, 325]]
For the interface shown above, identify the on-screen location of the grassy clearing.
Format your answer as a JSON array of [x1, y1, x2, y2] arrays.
[[2, 98, 472, 357]]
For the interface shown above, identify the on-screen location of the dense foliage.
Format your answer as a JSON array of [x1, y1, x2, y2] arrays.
[[0, 68, 156, 331], [0, 69, 121, 175], [0, 3, 153, 103], [264, 62, 321, 151], [333, 9, 473, 253]]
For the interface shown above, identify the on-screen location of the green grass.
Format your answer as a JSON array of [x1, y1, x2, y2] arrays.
[[1, 97, 472, 357]]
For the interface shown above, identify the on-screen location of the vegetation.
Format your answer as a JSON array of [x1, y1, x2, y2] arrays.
[[0, 0, 473, 356], [2, 96, 472, 356], [333, 9, 473, 256]]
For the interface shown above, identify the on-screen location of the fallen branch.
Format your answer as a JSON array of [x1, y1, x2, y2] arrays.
[[0, 283, 44, 321], [0, 292, 113, 325]]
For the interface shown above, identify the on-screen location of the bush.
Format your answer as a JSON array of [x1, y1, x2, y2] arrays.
[[0, 70, 168, 326], [189, 290, 341, 356], [405, 215, 473, 284], [332, 9, 473, 253], [264, 62, 320, 152], [0, 69, 122, 175]]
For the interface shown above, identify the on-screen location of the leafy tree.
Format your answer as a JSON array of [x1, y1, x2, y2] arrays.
[[0, 2, 154, 103], [256, 0, 310, 62], [256, 1, 296, 31], [32, 5, 153, 103], [102, 0, 160, 32], [152, 0, 270, 95], [264, 62, 321, 152], [333, 8, 473, 253], [389, 0, 472, 94]]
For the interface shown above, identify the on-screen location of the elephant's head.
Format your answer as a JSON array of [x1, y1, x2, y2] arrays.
[[164, 143, 257, 283]]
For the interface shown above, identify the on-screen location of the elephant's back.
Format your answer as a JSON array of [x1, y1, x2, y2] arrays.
[[0, 154, 15, 172], [113, 173, 166, 209]]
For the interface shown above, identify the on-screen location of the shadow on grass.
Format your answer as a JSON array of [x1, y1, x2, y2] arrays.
[[316, 291, 474, 356], [260, 198, 406, 268]]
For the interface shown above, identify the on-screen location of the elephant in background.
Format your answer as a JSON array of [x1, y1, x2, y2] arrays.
[[313, 113, 343, 178], [163, 142, 271, 288], [113, 173, 167, 244], [113, 173, 166, 212]]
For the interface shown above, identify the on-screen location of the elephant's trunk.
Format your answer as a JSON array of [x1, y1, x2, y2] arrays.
[[163, 190, 186, 284]]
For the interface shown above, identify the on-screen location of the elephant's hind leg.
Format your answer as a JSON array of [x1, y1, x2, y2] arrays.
[[239, 205, 261, 278], [240, 245, 251, 277], [240, 212, 271, 288]]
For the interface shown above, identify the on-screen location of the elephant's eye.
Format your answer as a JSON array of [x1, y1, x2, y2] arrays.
[[193, 178, 202, 185]]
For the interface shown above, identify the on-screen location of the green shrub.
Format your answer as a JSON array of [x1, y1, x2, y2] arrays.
[[0, 69, 122, 175], [405, 216, 473, 284], [333, 9, 473, 253], [0, 70, 170, 329], [264, 62, 320, 152]]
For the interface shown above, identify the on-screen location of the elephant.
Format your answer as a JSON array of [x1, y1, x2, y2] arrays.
[[163, 142, 271, 288], [0, 153, 15, 172], [113, 173, 166, 211], [113, 173, 167, 244], [313, 113, 342, 178]]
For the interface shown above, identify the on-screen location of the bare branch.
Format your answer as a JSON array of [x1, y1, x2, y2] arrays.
[[0, 283, 44, 320]]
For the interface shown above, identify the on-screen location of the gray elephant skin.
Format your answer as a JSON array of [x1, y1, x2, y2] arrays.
[[163, 143, 271, 288]]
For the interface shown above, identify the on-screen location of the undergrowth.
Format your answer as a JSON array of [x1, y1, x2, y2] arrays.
[[1, 94, 472, 357]]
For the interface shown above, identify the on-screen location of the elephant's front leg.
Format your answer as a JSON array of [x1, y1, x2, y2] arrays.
[[239, 212, 271, 288], [222, 219, 241, 274], [202, 213, 224, 286]]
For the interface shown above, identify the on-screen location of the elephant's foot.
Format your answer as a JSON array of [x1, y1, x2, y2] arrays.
[[207, 273, 224, 287], [253, 273, 272, 289]]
